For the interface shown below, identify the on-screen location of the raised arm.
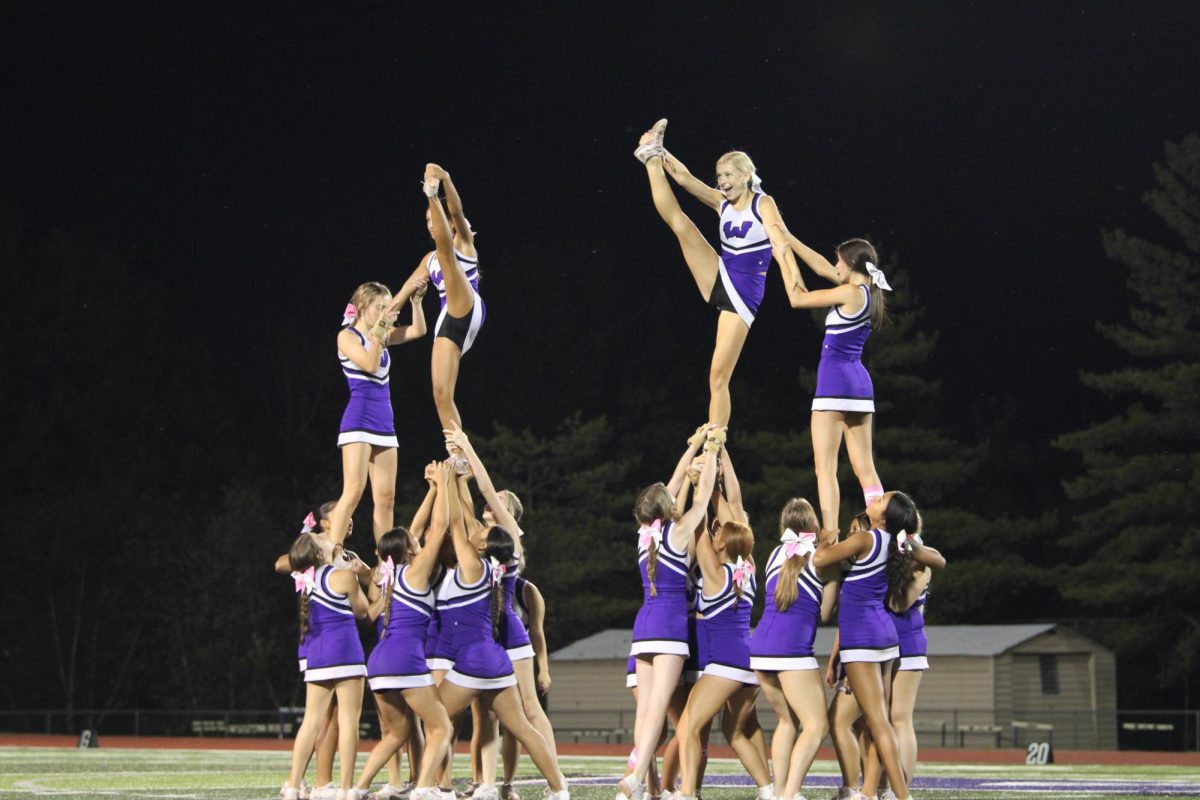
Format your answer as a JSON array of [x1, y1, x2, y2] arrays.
[[409, 462, 440, 538], [387, 277, 429, 345], [427, 164, 475, 256], [446, 424, 522, 559], [811, 529, 874, 570], [667, 426, 707, 496], [446, 466, 483, 584], [693, 514, 724, 588], [661, 150, 724, 211], [409, 463, 454, 586], [673, 448, 718, 553], [523, 580, 553, 694], [774, 224, 841, 284], [717, 445, 748, 525], [337, 326, 387, 374], [819, 576, 840, 623]]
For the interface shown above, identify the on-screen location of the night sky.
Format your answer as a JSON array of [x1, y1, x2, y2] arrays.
[[6, 2, 1200, 477]]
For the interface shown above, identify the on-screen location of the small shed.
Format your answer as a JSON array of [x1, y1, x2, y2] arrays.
[[547, 624, 1116, 749]]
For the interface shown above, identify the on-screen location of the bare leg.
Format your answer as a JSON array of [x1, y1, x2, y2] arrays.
[[432, 669, 457, 789], [287, 682, 336, 790], [334, 678, 365, 790], [315, 704, 339, 787], [828, 689, 862, 789], [891, 669, 922, 787], [373, 688, 405, 787], [501, 726, 519, 786], [431, 338, 465, 432], [659, 682, 690, 792], [513, 658, 559, 763], [678, 675, 738, 797], [628, 655, 685, 789], [843, 413, 882, 503], [408, 707, 424, 782], [367, 445, 398, 544], [844, 662, 907, 800], [357, 691, 413, 791], [406, 685, 454, 789], [488, 688, 565, 792], [708, 311, 750, 428], [722, 687, 771, 789], [329, 442, 371, 543], [642, 155, 720, 299], [811, 411, 847, 532], [757, 672, 796, 797], [778, 670, 829, 798]]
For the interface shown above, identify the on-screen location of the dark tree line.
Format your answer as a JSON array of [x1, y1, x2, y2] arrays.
[[2, 135, 1197, 719]]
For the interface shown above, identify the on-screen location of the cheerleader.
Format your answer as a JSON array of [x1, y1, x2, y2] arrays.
[[634, 120, 792, 428], [772, 229, 889, 534], [749, 498, 839, 800], [432, 465, 569, 800], [281, 534, 372, 800], [811, 492, 935, 800], [414, 164, 485, 440], [676, 517, 769, 800], [878, 528, 945, 797], [327, 277, 429, 545], [619, 435, 720, 800], [351, 464, 458, 799]]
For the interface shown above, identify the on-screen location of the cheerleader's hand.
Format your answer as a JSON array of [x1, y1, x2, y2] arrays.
[[825, 658, 837, 688], [444, 424, 470, 452], [423, 461, 438, 483], [537, 672, 551, 695]]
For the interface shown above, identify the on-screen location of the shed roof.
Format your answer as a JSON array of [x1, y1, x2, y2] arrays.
[[551, 624, 1064, 661]]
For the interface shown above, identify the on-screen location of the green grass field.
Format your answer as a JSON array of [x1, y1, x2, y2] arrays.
[[1, 748, 1199, 800]]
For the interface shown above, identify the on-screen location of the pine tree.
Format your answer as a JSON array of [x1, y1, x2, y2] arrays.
[[1055, 134, 1200, 704]]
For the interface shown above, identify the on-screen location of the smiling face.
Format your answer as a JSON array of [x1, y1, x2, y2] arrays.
[[715, 160, 750, 203]]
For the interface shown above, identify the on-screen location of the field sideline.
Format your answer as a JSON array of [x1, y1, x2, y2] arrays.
[[2, 745, 1199, 800]]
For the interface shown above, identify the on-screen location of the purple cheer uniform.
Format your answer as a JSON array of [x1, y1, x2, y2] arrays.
[[501, 569, 534, 661], [838, 529, 900, 663], [440, 561, 516, 690], [367, 564, 436, 691], [812, 283, 875, 413], [629, 523, 691, 658], [891, 589, 929, 671], [337, 327, 398, 448], [696, 563, 757, 684], [302, 565, 367, 682], [426, 248, 486, 354], [710, 193, 771, 328], [749, 545, 825, 672]]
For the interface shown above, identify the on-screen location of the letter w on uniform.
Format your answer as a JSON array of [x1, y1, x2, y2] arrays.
[[723, 220, 752, 239]]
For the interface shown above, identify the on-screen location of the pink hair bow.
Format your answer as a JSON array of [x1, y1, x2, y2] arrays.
[[732, 556, 755, 588], [301, 512, 317, 533], [489, 557, 508, 586], [292, 566, 316, 595], [637, 519, 663, 551], [780, 528, 817, 559], [376, 556, 395, 591], [341, 303, 357, 326]]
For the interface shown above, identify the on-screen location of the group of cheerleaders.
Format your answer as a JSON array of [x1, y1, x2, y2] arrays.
[[277, 120, 946, 800]]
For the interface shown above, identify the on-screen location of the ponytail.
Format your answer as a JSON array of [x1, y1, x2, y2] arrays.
[[886, 543, 916, 611], [381, 572, 397, 640], [837, 238, 888, 329], [490, 580, 503, 641], [773, 553, 805, 612], [646, 543, 659, 597], [298, 593, 310, 644]]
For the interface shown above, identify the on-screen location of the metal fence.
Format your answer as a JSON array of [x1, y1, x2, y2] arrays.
[[2, 707, 1197, 751]]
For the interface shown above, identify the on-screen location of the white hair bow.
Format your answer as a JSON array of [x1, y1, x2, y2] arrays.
[[732, 555, 755, 587], [865, 262, 892, 292], [489, 557, 508, 586], [750, 173, 763, 192], [780, 528, 817, 559], [896, 529, 913, 553], [638, 520, 663, 551]]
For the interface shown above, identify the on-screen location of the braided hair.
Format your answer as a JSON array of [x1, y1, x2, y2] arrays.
[[718, 521, 755, 599], [883, 492, 922, 610], [376, 526, 415, 640], [288, 533, 324, 644], [634, 483, 676, 597], [483, 526, 516, 641]]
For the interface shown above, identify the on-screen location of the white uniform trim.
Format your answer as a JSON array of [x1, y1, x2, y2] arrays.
[[337, 430, 400, 448], [629, 640, 690, 657], [297, 658, 308, 673], [715, 256, 755, 328], [749, 655, 818, 672], [703, 662, 759, 685], [445, 669, 517, 691], [898, 656, 929, 671], [369, 673, 436, 691], [433, 291, 485, 355], [506, 644, 535, 662], [812, 397, 875, 413], [426, 657, 454, 672], [306, 663, 368, 682], [840, 645, 900, 664]]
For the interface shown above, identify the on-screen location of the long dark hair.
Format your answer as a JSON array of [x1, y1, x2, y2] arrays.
[[376, 527, 415, 638], [884, 492, 922, 610], [484, 526, 515, 641], [837, 238, 887, 329]]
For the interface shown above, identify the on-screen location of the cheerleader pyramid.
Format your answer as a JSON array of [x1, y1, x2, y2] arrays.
[[276, 123, 946, 800]]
